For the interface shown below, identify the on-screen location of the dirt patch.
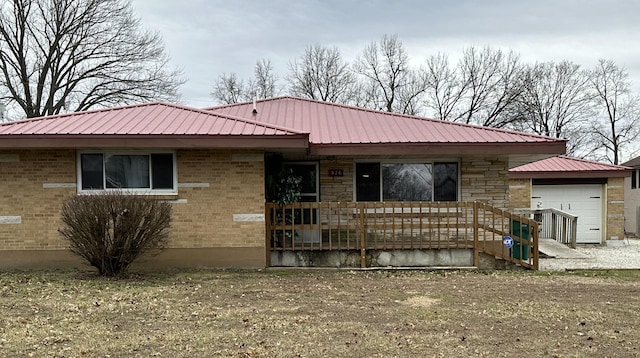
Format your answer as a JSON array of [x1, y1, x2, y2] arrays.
[[404, 295, 440, 308], [0, 269, 639, 357]]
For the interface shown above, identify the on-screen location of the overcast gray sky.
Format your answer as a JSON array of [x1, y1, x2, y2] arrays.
[[131, 0, 640, 108]]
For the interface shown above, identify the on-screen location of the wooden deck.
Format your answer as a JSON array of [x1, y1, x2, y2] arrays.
[[266, 201, 539, 269]]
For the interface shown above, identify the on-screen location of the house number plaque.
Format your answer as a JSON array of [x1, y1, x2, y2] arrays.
[[328, 169, 344, 177]]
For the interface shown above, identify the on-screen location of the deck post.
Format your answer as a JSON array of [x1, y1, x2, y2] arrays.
[[473, 201, 479, 267], [570, 217, 578, 248], [359, 202, 366, 268], [532, 220, 539, 270], [265, 203, 272, 267]]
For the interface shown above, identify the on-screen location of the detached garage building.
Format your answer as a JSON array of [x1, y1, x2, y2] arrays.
[[509, 156, 630, 244]]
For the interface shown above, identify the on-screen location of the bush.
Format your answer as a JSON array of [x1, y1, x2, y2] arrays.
[[59, 191, 172, 276]]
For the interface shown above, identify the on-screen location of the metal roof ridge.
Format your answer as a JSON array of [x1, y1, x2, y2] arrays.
[[162, 102, 309, 135], [204, 95, 298, 111], [208, 96, 566, 143]]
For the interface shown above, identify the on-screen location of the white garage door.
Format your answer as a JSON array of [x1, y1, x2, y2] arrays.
[[532, 184, 603, 244]]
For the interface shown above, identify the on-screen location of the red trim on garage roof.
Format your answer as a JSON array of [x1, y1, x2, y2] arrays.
[[510, 155, 631, 179]]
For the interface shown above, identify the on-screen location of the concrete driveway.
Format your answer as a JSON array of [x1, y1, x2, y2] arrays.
[[539, 238, 640, 271]]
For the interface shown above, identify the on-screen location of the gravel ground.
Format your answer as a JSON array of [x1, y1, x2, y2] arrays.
[[540, 238, 640, 271]]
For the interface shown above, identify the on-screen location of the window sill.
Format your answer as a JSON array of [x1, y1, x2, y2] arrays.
[[77, 190, 179, 196]]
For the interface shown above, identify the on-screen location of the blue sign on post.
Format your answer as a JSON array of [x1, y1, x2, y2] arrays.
[[503, 236, 514, 248]]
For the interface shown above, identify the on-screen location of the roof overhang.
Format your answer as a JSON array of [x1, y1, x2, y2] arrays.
[[0, 134, 309, 149], [622, 157, 640, 168], [510, 170, 631, 179], [308, 141, 567, 156]]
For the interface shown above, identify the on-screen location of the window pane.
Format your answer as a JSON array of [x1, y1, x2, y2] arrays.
[[285, 164, 317, 195], [434, 162, 458, 201], [81, 154, 104, 190], [105, 155, 150, 189], [633, 170, 637, 189], [151, 153, 174, 189], [383, 163, 432, 201], [356, 163, 380, 201]]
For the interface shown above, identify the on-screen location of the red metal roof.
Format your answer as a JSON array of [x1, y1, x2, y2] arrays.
[[510, 155, 631, 178], [0, 102, 309, 149], [0, 97, 567, 155], [208, 96, 566, 155]]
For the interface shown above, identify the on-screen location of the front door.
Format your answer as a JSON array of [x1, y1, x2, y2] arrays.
[[284, 162, 319, 243]]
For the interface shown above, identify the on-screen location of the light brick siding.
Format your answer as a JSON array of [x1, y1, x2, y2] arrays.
[[171, 150, 265, 249], [319, 158, 354, 202], [607, 177, 625, 240], [0, 149, 266, 254], [460, 157, 509, 209], [0, 150, 76, 250], [508, 178, 532, 210]]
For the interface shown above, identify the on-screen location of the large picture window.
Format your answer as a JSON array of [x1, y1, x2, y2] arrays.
[[356, 162, 458, 202], [79, 151, 176, 193]]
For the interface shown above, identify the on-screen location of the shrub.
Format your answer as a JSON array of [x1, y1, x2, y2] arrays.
[[59, 191, 172, 276]]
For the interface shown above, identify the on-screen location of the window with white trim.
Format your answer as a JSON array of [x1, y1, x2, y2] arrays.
[[78, 151, 176, 193], [355, 162, 458, 202]]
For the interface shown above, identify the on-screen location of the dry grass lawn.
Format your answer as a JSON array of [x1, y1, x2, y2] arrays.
[[1, 268, 639, 357]]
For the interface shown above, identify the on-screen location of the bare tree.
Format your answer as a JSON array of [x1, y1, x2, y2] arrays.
[[515, 61, 594, 155], [250, 59, 278, 99], [211, 73, 248, 104], [354, 34, 426, 114], [456, 46, 523, 127], [0, 0, 183, 119], [395, 70, 428, 115], [211, 59, 280, 105], [423, 52, 467, 120], [287, 44, 355, 102], [423, 47, 523, 127], [589, 59, 640, 164]]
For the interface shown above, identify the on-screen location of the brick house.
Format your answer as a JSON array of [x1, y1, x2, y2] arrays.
[[0, 97, 566, 269]]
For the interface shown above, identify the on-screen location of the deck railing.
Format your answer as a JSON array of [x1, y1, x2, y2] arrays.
[[266, 201, 538, 269], [513, 208, 578, 248]]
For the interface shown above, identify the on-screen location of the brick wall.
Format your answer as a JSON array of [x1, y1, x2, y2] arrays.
[[460, 157, 509, 209], [319, 158, 353, 202], [0, 149, 266, 253], [607, 177, 625, 240], [508, 178, 532, 209], [0, 150, 76, 250]]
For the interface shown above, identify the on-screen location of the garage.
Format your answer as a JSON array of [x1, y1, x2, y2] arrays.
[[509, 156, 630, 245], [532, 184, 603, 244]]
